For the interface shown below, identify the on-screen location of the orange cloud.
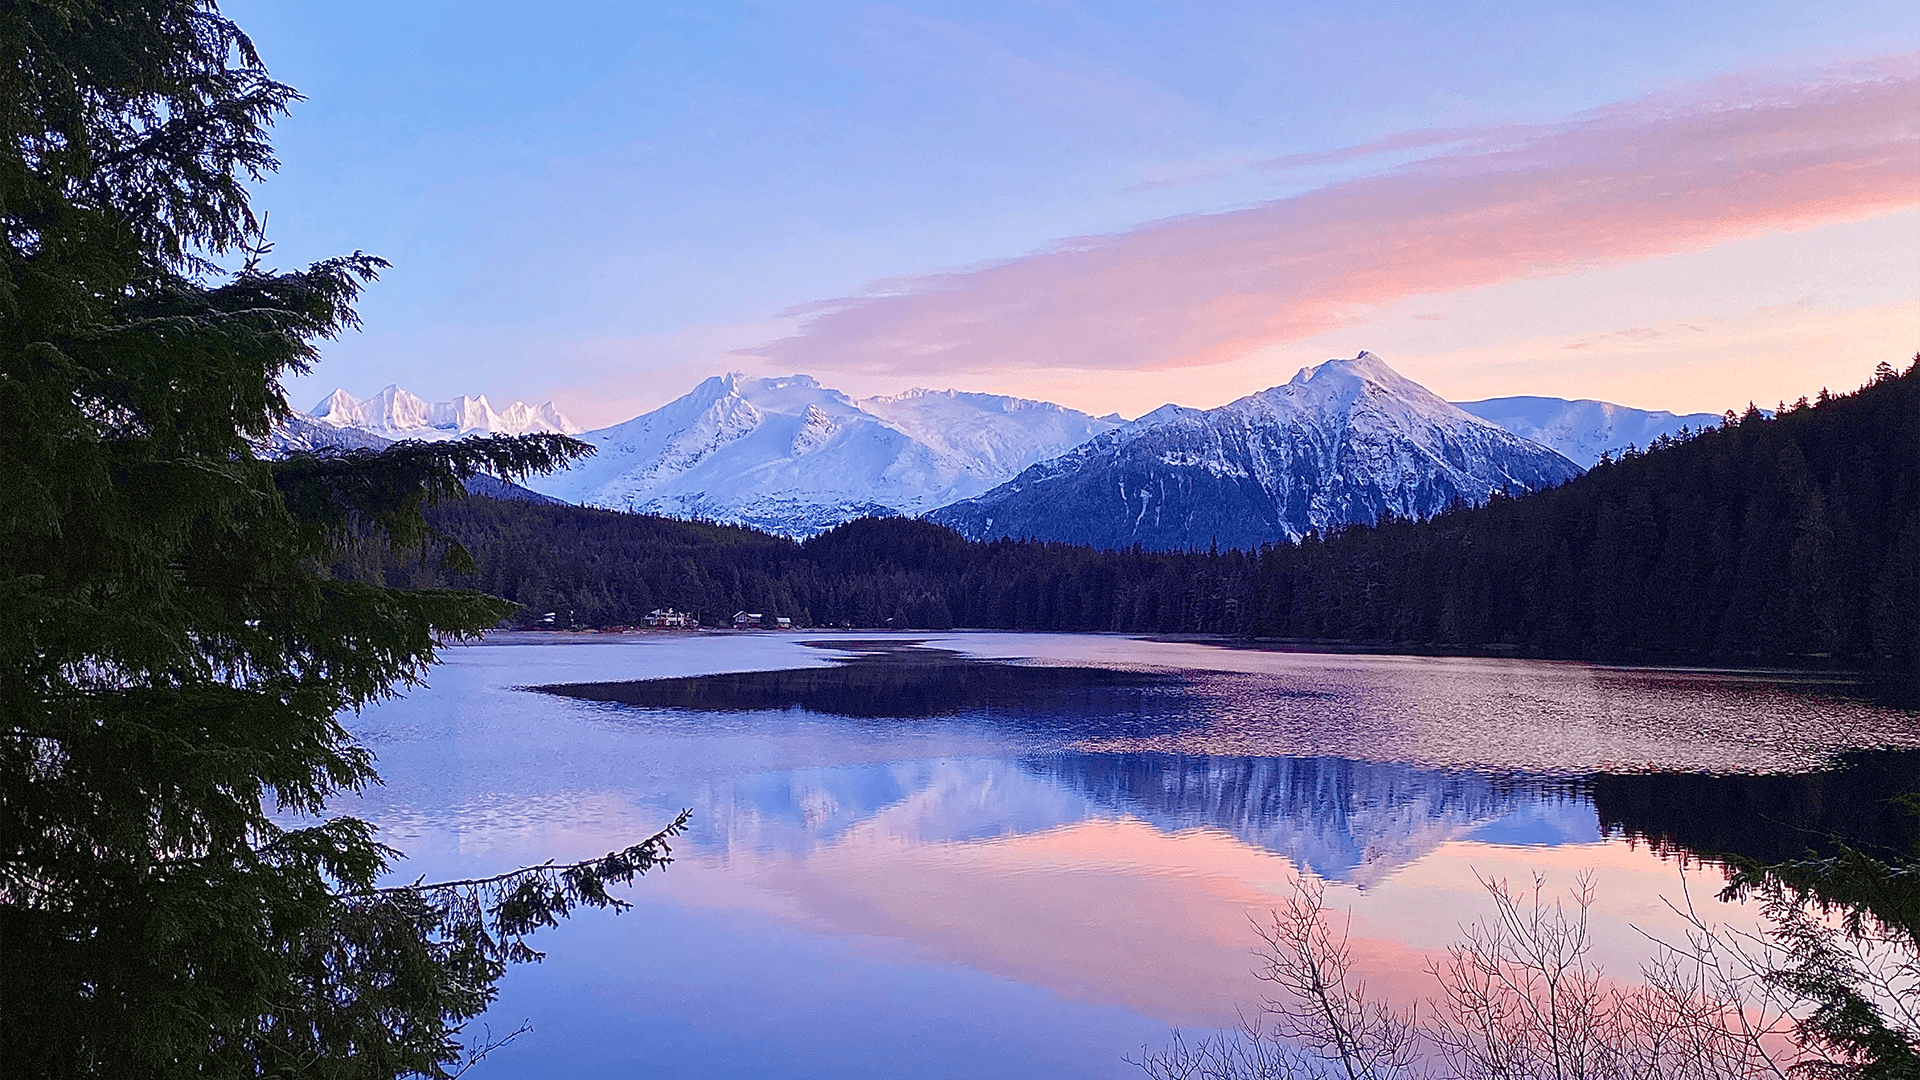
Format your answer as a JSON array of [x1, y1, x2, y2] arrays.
[[751, 55, 1919, 379]]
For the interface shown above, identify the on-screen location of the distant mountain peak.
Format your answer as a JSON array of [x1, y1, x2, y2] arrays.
[[1318, 348, 1391, 376], [310, 385, 579, 439], [522, 373, 1123, 537], [929, 352, 1581, 551], [1452, 395, 1724, 468]]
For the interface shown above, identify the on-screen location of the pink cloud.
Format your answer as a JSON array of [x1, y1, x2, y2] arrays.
[[750, 56, 1920, 378]]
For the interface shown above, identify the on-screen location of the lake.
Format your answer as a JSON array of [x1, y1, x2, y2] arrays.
[[332, 632, 1920, 1078]]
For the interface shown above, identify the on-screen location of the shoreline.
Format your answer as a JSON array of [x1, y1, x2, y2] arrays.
[[464, 627, 1915, 698]]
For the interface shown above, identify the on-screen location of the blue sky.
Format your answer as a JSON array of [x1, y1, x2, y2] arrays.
[[231, 1, 1920, 427]]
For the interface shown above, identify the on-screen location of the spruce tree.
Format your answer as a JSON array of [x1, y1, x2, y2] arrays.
[[1, 3, 683, 1074]]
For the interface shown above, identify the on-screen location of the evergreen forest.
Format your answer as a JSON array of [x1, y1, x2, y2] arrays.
[[348, 355, 1920, 674]]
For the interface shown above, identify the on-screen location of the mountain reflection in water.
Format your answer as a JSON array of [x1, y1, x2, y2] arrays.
[[1035, 752, 1595, 885], [530, 642, 1919, 886]]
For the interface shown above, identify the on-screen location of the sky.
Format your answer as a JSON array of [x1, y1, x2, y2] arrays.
[[229, 1, 1920, 429]]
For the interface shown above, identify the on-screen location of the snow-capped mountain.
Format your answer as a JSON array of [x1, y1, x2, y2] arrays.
[[258, 412, 565, 504], [928, 352, 1582, 552], [1452, 396, 1723, 468], [310, 385, 578, 440], [674, 751, 1589, 892], [523, 374, 1121, 538], [264, 411, 395, 454], [1033, 754, 1594, 889]]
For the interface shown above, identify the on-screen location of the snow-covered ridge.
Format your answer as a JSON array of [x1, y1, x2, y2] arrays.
[[255, 413, 564, 504], [522, 373, 1122, 538], [301, 365, 1730, 543], [1452, 396, 1724, 469], [929, 352, 1584, 551], [310, 385, 579, 440]]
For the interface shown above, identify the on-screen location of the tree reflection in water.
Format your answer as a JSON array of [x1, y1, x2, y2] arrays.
[[534, 640, 1196, 727], [534, 641, 1919, 879]]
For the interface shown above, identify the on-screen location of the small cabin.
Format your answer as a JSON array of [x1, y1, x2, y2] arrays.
[[644, 608, 694, 628], [732, 611, 764, 629]]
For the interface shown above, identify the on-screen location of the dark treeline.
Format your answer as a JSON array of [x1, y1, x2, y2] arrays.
[[345, 358, 1918, 672], [341, 501, 1259, 634], [1246, 357, 1920, 670]]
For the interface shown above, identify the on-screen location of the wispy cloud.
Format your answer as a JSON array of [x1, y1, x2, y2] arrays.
[[1257, 126, 1501, 172], [748, 55, 1919, 379]]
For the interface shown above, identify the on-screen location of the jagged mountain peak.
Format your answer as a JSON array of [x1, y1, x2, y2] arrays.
[[1304, 351, 1434, 398], [1247, 351, 1471, 424], [929, 352, 1582, 552], [311, 384, 578, 439]]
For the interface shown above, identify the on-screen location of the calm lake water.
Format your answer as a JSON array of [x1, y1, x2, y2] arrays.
[[334, 632, 1920, 1079]]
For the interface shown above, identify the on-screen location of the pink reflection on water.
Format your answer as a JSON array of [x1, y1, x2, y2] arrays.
[[930, 634, 1920, 774], [651, 815, 1765, 1030]]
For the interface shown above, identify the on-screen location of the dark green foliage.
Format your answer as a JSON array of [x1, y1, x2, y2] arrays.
[[1596, 752, 1920, 1077], [357, 506, 1255, 635], [1, 3, 681, 1075], [1593, 750, 1920, 867], [1243, 360, 1920, 672], [1717, 811, 1920, 1078], [337, 499, 813, 630]]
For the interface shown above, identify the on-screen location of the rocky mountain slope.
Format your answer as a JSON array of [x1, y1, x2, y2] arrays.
[[928, 352, 1582, 551]]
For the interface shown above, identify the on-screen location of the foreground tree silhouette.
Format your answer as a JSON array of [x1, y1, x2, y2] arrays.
[[0, 3, 683, 1074]]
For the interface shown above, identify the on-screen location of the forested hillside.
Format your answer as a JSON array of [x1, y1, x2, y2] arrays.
[[1244, 358, 1919, 668], [344, 499, 1257, 634], [349, 358, 1918, 672]]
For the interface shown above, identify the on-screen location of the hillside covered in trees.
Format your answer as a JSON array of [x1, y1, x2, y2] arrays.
[[1247, 358, 1919, 668], [343, 358, 1918, 673]]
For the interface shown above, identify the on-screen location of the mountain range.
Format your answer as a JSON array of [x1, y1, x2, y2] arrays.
[[1453, 396, 1723, 468], [514, 374, 1120, 537], [310, 385, 579, 440], [302, 356, 1728, 548], [929, 353, 1582, 550], [261, 413, 565, 504]]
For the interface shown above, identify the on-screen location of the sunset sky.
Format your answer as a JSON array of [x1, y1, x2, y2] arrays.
[[234, 1, 1919, 429]]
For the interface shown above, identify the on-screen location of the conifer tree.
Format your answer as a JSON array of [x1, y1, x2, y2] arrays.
[[1, 3, 683, 1074]]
